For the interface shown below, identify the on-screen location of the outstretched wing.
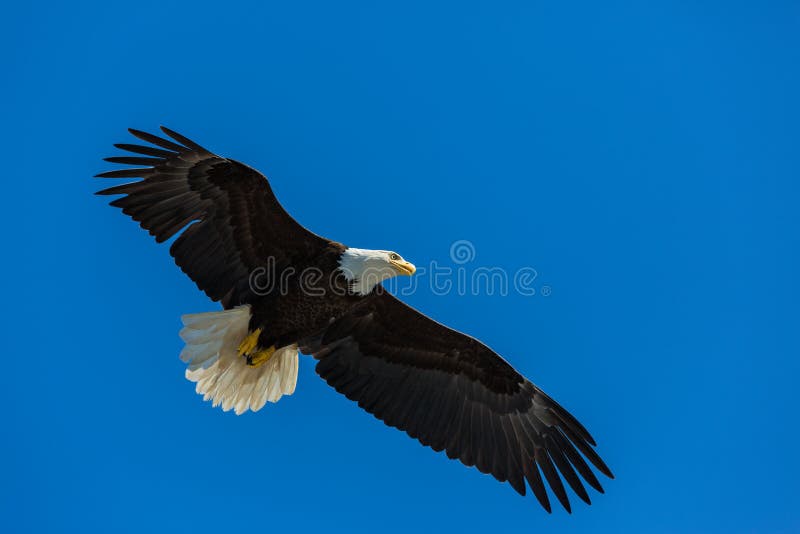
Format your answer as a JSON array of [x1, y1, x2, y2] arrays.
[[97, 127, 332, 308], [300, 292, 614, 513]]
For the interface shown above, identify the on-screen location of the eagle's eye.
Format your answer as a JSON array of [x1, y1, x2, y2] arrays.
[[389, 253, 400, 261]]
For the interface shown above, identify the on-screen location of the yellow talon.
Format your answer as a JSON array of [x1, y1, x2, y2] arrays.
[[238, 328, 262, 356], [247, 346, 276, 367], [238, 328, 276, 367]]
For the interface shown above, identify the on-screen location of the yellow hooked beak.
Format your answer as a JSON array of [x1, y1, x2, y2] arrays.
[[391, 259, 416, 276]]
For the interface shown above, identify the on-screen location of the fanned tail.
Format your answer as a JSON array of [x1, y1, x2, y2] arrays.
[[179, 305, 298, 415]]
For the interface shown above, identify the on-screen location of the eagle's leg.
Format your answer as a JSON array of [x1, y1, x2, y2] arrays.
[[238, 328, 276, 367]]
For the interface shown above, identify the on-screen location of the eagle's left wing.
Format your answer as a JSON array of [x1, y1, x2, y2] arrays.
[[300, 291, 613, 513]]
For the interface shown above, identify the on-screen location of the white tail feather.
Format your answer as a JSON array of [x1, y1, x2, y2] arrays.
[[179, 305, 298, 415]]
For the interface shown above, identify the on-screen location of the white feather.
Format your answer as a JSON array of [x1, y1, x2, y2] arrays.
[[178, 305, 299, 414]]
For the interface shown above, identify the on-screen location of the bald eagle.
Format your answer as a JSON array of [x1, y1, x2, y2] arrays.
[[96, 127, 613, 513]]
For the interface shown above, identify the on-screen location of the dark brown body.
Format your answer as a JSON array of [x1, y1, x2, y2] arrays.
[[248, 242, 363, 351]]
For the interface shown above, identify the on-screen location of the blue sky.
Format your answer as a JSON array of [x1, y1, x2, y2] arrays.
[[2, 1, 799, 532]]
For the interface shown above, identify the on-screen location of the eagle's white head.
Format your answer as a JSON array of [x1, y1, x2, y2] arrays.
[[338, 248, 417, 295]]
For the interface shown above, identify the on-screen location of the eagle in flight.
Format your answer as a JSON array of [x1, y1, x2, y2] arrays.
[[96, 127, 613, 513]]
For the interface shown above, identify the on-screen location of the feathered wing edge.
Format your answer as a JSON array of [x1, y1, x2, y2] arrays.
[[96, 126, 331, 308], [301, 294, 614, 513]]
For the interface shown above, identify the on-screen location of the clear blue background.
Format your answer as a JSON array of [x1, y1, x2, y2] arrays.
[[2, 2, 798, 533]]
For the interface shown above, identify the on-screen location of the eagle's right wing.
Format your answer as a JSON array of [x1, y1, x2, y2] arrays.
[[96, 127, 333, 308]]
